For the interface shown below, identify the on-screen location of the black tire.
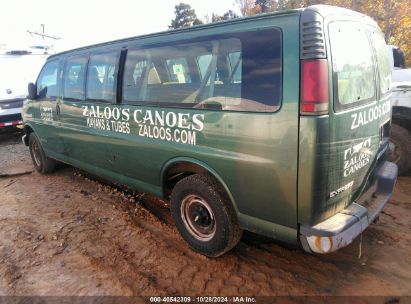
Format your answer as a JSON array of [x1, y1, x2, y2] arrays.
[[170, 174, 242, 257], [28, 132, 56, 174], [388, 124, 411, 175]]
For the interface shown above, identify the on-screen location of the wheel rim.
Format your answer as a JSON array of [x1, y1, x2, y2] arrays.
[[180, 194, 216, 241], [32, 139, 41, 167], [388, 139, 403, 164]]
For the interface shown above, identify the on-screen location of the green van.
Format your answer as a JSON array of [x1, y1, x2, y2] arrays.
[[22, 5, 397, 257]]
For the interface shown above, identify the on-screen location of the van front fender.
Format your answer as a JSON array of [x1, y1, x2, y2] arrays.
[[22, 122, 37, 146]]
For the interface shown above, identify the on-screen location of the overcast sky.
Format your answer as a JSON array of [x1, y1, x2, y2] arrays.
[[0, 0, 239, 52]]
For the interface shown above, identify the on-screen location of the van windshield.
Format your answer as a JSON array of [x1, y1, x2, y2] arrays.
[[329, 22, 375, 110]]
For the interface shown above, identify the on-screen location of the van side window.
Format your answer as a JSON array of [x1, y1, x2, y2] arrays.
[[122, 28, 282, 112], [227, 52, 241, 83], [37, 60, 59, 99], [63, 56, 88, 102], [371, 31, 391, 96], [329, 23, 375, 110], [197, 54, 212, 80], [166, 58, 192, 84], [133, 61, 148, 83], [86, 51, 119, 102]]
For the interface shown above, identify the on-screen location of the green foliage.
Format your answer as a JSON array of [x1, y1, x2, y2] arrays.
[[223, 10, 240, 20], [169, 3, 203, 29], [211, 10, 239, 22]]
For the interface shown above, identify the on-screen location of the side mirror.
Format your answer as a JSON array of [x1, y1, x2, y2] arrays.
[[27, 82, 37, 99]]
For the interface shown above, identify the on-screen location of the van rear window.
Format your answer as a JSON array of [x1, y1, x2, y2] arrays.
[[329, 22, 375, 111], [122, 28, 282, 112], [371, 31, 391, 96]]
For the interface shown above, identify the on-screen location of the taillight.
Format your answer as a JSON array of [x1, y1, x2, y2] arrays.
[[300, 59, 329, 115]]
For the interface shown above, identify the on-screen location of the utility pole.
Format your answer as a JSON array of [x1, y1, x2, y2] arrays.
[[27, 25, 60, 54], [27, 29, 60, 41]]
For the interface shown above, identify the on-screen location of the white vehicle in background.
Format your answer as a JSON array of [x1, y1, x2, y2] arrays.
[[0, 47, 49, 128], [387, 45, 411, 174]]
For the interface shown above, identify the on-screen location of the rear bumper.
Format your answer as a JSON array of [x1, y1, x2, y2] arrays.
[[299, 161, 398, 254], [0, 107, 22, 127], [0, 119, 23, 127]]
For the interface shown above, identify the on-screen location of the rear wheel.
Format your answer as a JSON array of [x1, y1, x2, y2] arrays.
[[29, 133, 56, 174], [388, 124, 411, 175], [170, 174, 242, 257]]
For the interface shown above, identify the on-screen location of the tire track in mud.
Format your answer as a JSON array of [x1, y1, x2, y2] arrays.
[[25, 170, 296, 296], [0, 219, 45, 295], [91, 180, 305, 295], [67, 172, 392, 296], [64, 170, 411, 296]]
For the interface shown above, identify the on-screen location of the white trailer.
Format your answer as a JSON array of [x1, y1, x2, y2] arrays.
[[0, 48, 48, 127], [387, 45, 411, 174]]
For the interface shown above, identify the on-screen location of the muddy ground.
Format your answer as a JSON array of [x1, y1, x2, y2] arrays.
[[0, 128, 410, 299]]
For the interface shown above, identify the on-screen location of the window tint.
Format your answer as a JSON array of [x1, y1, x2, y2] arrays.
[[133, 60, 148, 83], [63, 55, 87, 101], [37, 60, 59, 99], [122, 28, 282, 112], [87, 51, 118, 102], [330, 22, 375, 110], [166, 58, 191, 83], [228, 52, 241, 83], [372, 31, 391, 95], [197, 54, 212, 80]]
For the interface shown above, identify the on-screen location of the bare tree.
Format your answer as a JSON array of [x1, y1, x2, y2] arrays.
[[235, 0, 255, 16]]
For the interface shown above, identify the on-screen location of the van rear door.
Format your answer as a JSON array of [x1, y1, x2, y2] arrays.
[[328, 21, 391, 203], [325, 22, 392, 221], [298, 14, 392, 226]]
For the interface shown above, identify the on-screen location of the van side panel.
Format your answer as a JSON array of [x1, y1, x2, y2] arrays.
[[21, 13, 301, 246], [55, 15, 301, 236]]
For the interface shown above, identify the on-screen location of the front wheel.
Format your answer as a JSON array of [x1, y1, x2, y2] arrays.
[[388, 124, 411, 175], [170, 174, 242, 257], [29, 132, 56, 174]]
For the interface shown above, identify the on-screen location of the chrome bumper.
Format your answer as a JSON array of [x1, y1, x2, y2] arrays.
[[300, 161, 398, 254]]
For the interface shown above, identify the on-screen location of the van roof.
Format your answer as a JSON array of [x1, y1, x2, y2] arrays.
[[48, 5, 376, 60]]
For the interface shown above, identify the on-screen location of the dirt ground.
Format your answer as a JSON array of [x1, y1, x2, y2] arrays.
[[0, 128, 410, 299]]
